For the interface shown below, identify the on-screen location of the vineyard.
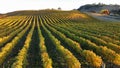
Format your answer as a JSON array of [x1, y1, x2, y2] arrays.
[[0, 10, 120, 68]]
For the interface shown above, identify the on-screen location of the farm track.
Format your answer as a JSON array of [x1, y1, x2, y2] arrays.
[[41, 26, 67, 68], [26, 27, 42, 67]]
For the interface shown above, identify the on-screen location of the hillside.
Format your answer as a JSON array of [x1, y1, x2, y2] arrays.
[[6, 10, 62, 16], [0, 14, 6, 18], [78, 4, 120, 15], [0, 10, 120, 68]]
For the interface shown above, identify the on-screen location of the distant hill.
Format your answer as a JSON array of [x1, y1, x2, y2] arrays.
[[6, 10, 62, 16], [78, 4, 120, 15], [0, 14, 2, 15], [0, 14, 7, 18]]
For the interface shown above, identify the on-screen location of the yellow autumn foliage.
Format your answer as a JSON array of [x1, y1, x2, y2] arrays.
[[82, 50, 102, 67], [66, 13, 88, 19]]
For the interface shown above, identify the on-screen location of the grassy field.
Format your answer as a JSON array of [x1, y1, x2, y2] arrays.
[[0, 10, 120, 68]]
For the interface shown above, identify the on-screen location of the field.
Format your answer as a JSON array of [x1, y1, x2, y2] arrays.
[[0, 10, 120, 68]]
